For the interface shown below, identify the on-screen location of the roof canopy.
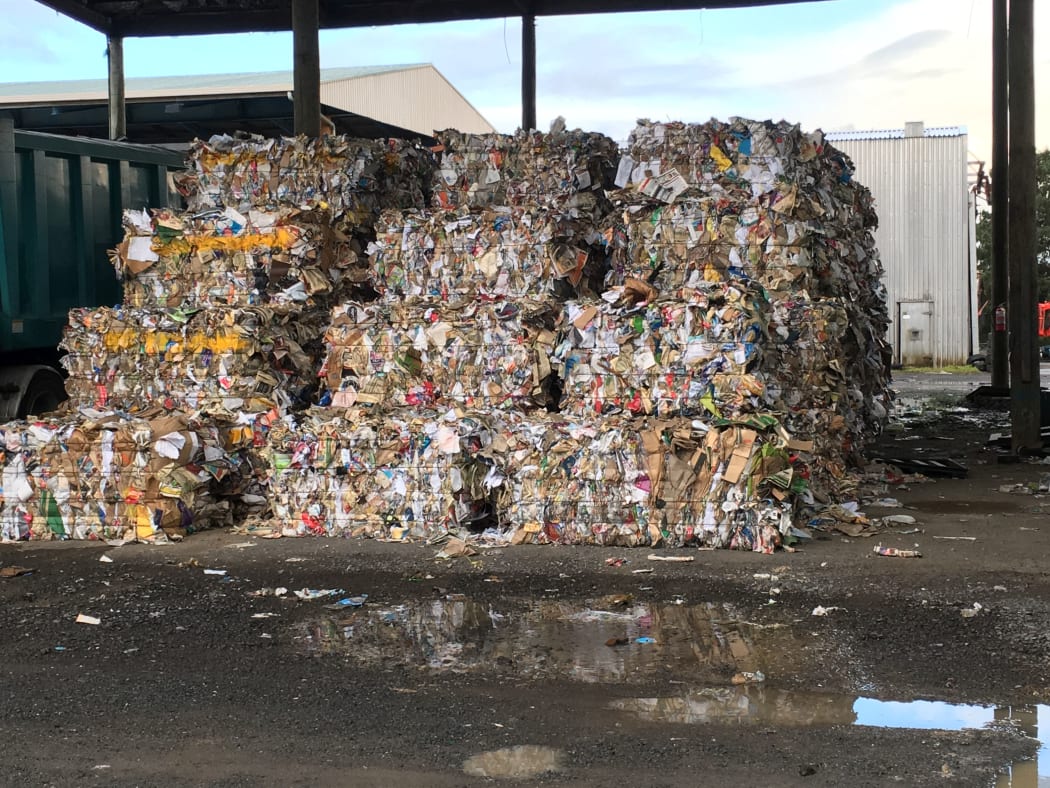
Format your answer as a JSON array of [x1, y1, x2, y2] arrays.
[[36, 0, 826, 37]]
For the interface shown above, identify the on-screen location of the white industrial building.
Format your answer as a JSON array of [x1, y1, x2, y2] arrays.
[[0, 64, 495, 143], [826, 123, 977, 367]]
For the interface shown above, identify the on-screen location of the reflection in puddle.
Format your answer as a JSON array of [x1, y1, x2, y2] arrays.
[[463, 745, 564, 779], [297, 596, 796, 684], [611, 687, 857, 726], [612, 690, 1048, 787]]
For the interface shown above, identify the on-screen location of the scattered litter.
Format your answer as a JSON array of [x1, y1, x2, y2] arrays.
[[870, 498, 903, 508], [897, 528, 924, 535], [731, 671, 765, 685], [0, 566, 33, 578], [203, 569, 228, 576], [435, 537, 478, 559], [812, 606, 846, 616], [293, 588, 343, 601], [881, 514, 917, 525], [647, 555, 695, 563], [99, 554, 114, 563], [75, 614, 101, 625], [227, 542, 256, 549], [251, 612, 278, 619], [605, 637, 629, 647], [868, 454, 967, 478], [605, 557, 628, 567], [932, 536, 976, 542], [993, 585, 1007, 592], [960, 602, 983, 619], [636, 637, 656, 644], [324, 595, 369, 609], [631, 568, 654, 574], [873, 545, 922, 558]]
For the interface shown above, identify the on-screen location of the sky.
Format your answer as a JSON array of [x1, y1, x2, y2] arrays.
[[0, 0, 1048, 166]]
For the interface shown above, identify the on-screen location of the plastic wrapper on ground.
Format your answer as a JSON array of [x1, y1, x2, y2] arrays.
[[0, 410, 233, 542]]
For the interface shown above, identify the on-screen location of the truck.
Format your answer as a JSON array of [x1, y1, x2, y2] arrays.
[[0, 118, 184, 418]]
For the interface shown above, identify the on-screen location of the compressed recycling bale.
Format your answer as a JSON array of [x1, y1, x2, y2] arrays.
[[61, 304, 328, 416], [263, 409, 508, 539], [258, 408, 805, 553], [367, 206, 607, 301], [431, 122, 619, 210], [320, 297, 560, 412], [177, 133, 433, 217], [553, 280, 768, 419], [114, 207, 370, 310], [498, 413, 796, 552], [0, 410, 232, 542]]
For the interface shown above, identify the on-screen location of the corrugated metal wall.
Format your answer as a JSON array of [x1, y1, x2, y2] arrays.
[[322, 67, 495, 137], [830, 133, 975, 366]]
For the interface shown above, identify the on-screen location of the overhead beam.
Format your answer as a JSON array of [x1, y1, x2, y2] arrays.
[[63, 0, 830, 37]]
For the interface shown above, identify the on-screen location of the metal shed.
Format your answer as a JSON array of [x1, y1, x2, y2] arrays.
[[0, 65, 495, 143], [826, 123, 977, 367]]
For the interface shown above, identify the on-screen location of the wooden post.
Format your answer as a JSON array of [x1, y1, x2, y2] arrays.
[[292, 0, 321, 137], [1008, 0, 1040, 452], [521, 13, 536, 131], [990, 0, 1009, 388], [106, 35, 126, 141]]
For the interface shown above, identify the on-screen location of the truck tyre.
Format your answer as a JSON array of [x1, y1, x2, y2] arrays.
[[18, 369, 67, 418]]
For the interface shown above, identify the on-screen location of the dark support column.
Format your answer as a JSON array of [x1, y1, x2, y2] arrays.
[[292, 0, 321, 137], [1008, 0, 1040, 452], [521, 13, 536, 131], [990, 0, 1009, 388], [106, 35, 126, 140]]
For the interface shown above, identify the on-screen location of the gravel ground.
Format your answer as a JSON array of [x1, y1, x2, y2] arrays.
[[0, 372, 1047, 787]]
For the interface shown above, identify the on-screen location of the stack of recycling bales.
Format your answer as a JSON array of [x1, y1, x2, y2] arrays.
[[0, 134, 434, 543], [265, 125, 624, 539], [262, 118, 891, 553], [17, 119, 888, 551], [554, 119, 891, 489]]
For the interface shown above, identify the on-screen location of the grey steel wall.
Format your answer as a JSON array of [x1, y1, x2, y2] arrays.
[[829, 133, 975, 366]]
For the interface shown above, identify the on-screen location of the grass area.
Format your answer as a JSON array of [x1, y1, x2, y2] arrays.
[[900, 365, 980, 374]]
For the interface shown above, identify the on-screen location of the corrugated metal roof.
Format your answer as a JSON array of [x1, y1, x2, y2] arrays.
[[825, 126, 967, 141], [34, 0, 832, 38], [0, 65, 428, 101]]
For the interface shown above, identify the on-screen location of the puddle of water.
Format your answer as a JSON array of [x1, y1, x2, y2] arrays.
[[463, 745, 564, 779], [611, 689, 1049, 787], [297, 596, 799, 684]]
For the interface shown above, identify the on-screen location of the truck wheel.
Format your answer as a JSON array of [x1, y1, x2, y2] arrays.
[[18, 369, 67, 418]]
